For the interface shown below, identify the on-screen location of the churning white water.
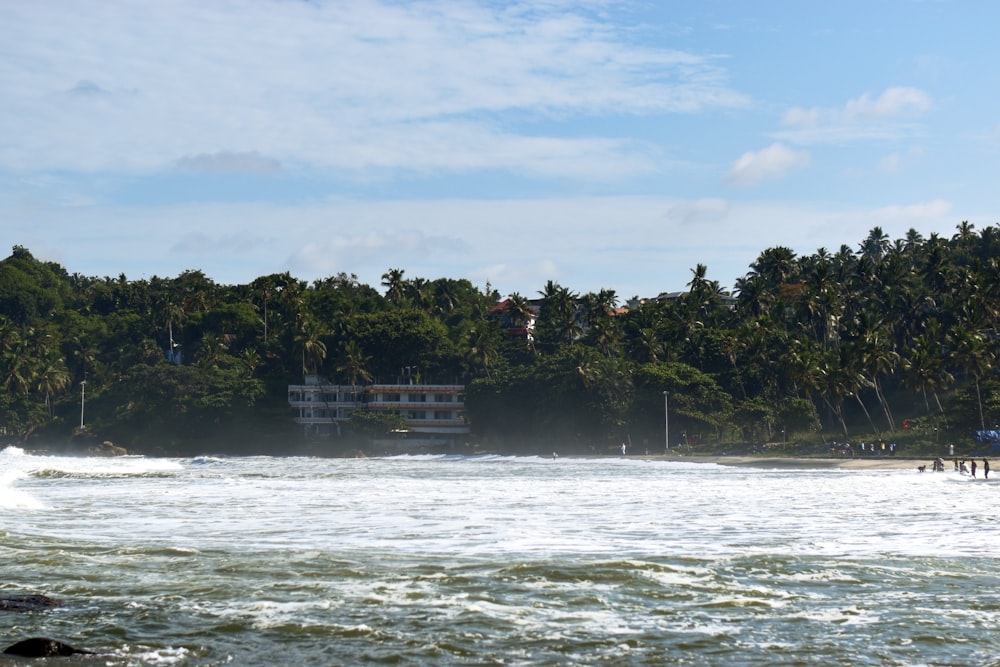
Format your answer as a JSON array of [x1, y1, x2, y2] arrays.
[[2, 446, 999, 665]]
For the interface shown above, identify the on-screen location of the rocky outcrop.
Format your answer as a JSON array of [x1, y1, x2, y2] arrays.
[[0, 594, 62, 612], [1, 596, 97, 657], [87, 440, 128, 457], [3, 637, 95, 657]]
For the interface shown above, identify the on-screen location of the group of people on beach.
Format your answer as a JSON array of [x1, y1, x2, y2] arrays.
[[955, 458, 990, 478], [831, 440, 899, 458]]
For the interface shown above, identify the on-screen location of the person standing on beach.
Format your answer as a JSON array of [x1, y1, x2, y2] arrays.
[[984, 459, 990, 479], [971, 459, 978, 478]]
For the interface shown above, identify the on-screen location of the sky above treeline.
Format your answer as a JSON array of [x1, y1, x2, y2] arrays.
[[2, 1, 998, 299]]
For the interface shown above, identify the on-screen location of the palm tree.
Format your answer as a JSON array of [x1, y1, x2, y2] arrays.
[[859, 321, 899, 432], [240, 349, 262, 377], [0, 316, 19, 355], [859, 226, 890, 265], [748, 246, 798, 290], [381, 268, 406, 304], [537, 281, 580, 349], [34, 356, 71, 418], [634, 327, 664, 364], [158, 299, 186, 356], [196, 334, 226, 369], [468, 324, 500, 378], [948, 323, 994, 430], [504, 293, 534, 329], [405, 277, 432, 311], [432, 280, 462, 315], [798, 254, 841, 349], [953, 220, 977, 245], [296, 319, 328, 376], [733, 273, 771, 320], [2, 337, 35, 395], [900, 332, 952, 415], [902, 228, 924, 254], [686, 264, 718, 305], [336, 340, 373, 387]]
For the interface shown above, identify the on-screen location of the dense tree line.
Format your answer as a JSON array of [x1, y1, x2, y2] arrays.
[[1, 222, 999, 455]]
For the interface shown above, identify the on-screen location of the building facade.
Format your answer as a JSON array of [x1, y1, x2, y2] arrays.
[[288, 375, 469, 448]]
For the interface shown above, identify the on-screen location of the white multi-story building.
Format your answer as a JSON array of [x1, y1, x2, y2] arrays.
[[288, 375, 469, 448]]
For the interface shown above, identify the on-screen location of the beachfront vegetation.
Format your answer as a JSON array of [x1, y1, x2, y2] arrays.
[[1, 222, 999, 456]]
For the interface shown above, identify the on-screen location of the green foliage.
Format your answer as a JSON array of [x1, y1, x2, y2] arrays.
[[5, 222, 1000, 455], [632, 361, 732, 441], [344, 408, 406, 441], [347, 309, 460, 382], [466, 366, 539, 447], [0, 246, 67, 323], [99, 362, 264, 447]]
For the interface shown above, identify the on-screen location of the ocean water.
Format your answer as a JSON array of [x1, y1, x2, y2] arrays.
[[1, 445, 999, 666]]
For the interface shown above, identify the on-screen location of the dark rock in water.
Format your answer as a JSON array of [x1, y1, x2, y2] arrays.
[[0, 594, 63, 612], [87, 440, 128, 457], [3, 637, 95, 657]]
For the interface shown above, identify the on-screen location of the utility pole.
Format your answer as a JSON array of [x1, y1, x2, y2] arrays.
[[663, 391, 669, 453], [79, 380, 86, 429]]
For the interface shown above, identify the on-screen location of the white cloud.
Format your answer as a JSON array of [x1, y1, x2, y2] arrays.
[[776, 86, 932, 145], [7, 194, 970, 299], [844, 87, 931, 119], [67, 80, 110, 97], [0, 0, 748, 178], [873, 199, 952, 221], [666, 198, 730, 224], [475, 260, 561, 296], [725, 143, 810, 186], [877, 146, 924, 173], [175, 151, 282, 175], [171, 232, 266, 254], [288, 231, 470, 277], [782, 106, 822, 128]]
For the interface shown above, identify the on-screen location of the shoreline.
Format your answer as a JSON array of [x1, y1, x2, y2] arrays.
[[652, 454, 954, 471]]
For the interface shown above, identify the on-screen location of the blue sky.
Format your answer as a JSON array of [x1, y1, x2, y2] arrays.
[[2, 0, 998, 299]]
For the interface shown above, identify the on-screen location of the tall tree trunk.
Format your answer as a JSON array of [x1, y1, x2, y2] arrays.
[[855, 394, 880, 435], [975, 377, 985, 431], [823, 397, 849, 438], [873, 378, 895, 432]]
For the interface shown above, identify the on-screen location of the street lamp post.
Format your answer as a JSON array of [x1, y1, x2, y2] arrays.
[[663, 391, 669, 453], [79, 380, 86, 430]]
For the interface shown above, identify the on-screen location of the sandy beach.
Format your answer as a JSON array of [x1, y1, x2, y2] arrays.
[[660, 455, 946, 471]]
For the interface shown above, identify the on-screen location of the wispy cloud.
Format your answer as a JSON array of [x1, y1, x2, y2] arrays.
[[725, 143, 810, 186], [67, 80, 110, 97], [774, 86, 932, 145], [171, 231, 268, 254], [877, 146, 925, 173], [8, 193, 971, 296], [666, 198, 730, 224], [872, 199, 952, 221], [288, 230, 470, 277], [843, 87, 931, 119], [175, 151, 282, 175], [0, 1, 748, 179]]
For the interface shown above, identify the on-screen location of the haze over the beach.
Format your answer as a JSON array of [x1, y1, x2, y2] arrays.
[[2, 1, 997, 298]]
